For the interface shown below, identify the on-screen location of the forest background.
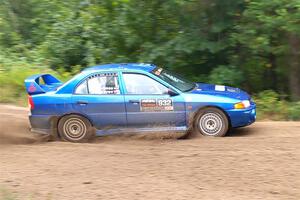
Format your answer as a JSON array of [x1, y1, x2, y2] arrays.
[[1, 0, 300, 120]]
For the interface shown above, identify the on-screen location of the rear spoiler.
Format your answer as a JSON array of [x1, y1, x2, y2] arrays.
[[24, 74, 63, 95]]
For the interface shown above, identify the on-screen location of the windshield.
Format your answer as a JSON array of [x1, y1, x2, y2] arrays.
[[152, 68, 195, 92]]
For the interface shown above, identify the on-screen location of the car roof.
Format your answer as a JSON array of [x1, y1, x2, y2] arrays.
[[83, 63, 157, 72]]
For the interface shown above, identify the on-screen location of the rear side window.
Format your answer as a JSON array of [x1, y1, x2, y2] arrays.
[[75, 80, 88, 94], [75, 73, 120, 95]]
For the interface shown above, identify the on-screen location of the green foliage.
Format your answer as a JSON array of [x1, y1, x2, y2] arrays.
[[254, 90, 288, 120], [0, 0, 300, 119], [0, 55, 72, 105], [232, 0, 300, 98], [208, 65, 243, 87], [254, 90, 300, 121], [288, 102, 300, 120]]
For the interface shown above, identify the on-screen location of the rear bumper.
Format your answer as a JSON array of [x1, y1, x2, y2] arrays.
[[29, 115, 58, 135], [227, 105, 256, 128]]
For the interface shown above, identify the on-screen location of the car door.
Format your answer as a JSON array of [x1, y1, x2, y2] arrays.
[[122, 72, 186, 128], [72, 72, 126, 129]]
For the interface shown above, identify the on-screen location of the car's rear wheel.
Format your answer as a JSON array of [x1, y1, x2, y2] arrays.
[[194, 107, 229, 137], [58, 115, 94, 142]]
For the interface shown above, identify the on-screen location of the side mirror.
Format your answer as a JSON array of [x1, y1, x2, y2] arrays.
[[167, 89, 179, 96]]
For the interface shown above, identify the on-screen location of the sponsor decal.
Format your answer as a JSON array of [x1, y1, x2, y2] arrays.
[[140, 99, 174, 112], [28, 83, 37, 93], [227, 88, 238, 93], [215, 85, 226, 91], [154, 68, 163, 75]]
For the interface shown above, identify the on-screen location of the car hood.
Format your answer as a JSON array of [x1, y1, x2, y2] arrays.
[[190, 83, 250, 101]]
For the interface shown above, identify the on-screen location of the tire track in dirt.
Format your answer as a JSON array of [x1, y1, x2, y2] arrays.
[[0, 104, 299, 200], [0, 104, 184, 145], [0, 105, 49, 145]]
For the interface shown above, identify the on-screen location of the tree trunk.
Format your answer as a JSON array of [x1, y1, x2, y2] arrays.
[[264, 53, 277, 91], [288, 34, 300, 101]]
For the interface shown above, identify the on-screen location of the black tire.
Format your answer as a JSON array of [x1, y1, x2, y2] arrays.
[[193, 107, 229, 137], [58, 115, 94, 143]]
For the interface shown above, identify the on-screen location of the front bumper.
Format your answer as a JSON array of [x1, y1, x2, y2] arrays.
[[227, 104, 256, 128]]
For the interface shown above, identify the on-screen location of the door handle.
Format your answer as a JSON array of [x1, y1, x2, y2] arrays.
[[77, 100, 88, 105], [129, 100, 140, 104]]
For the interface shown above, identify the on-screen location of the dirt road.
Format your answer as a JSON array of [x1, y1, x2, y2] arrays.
[[0, 105, 299, 200]]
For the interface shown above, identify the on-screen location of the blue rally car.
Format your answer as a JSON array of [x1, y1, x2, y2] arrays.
[[24, 63, 256, 142]]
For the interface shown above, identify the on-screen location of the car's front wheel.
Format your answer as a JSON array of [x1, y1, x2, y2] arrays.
[[58, 115, 94, 142], [194, 107, 229, 137]]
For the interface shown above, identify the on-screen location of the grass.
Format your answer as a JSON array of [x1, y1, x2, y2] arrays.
[[0, 63, 299, 121]]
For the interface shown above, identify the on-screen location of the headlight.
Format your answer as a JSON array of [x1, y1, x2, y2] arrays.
[[234, 100, 250, 109]]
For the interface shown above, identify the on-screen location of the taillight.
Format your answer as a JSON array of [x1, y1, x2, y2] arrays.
[[28, 95, 34, 110]]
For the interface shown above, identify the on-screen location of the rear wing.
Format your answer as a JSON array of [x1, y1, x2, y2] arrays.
[[24, 74, 63, 95]]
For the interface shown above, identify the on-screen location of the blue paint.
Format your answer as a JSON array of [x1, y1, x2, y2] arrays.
[[25, 63, 256, 136], [25, 74, 62, 95]]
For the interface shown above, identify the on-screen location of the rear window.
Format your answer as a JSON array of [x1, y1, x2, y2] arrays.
[[75, 73, 120, 95]]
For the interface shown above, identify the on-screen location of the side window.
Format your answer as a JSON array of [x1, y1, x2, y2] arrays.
[[75, 73, 120, 95], [123, 73, 168, 95], [75, 80, 88, 94]]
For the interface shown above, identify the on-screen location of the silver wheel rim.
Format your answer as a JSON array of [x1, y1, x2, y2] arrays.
[[198, 112, 223, 136], [63, 118, 87, 141]]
